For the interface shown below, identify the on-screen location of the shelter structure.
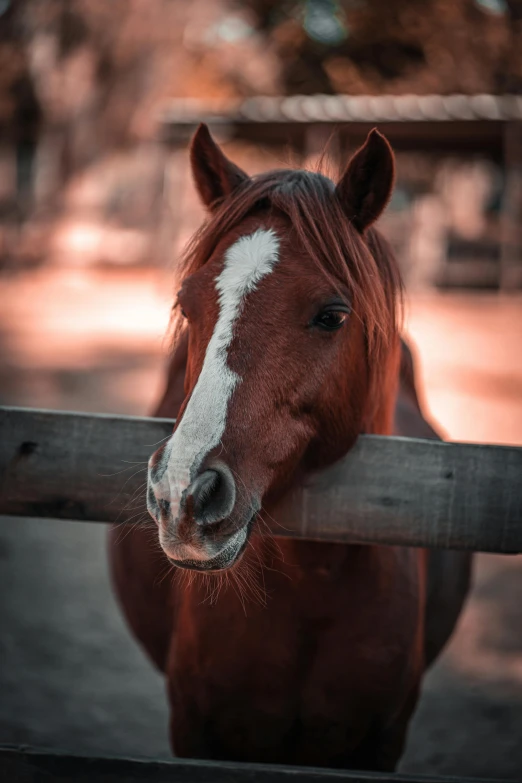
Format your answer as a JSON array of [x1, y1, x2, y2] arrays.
[[160, 94, 522, 290]]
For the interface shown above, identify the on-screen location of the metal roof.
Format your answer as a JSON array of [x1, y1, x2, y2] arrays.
[[162, 94, 522, 125]]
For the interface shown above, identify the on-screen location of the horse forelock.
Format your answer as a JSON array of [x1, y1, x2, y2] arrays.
[[169, 167, 403, 385]]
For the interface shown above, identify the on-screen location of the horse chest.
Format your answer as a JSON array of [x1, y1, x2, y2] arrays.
[[167, 550, 423, 763]]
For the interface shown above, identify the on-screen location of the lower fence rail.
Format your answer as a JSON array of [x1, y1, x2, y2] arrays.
[[0, 747, 510, 783]]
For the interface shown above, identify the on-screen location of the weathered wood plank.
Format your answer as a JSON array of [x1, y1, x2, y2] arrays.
[[0, 746, 510, 783], [0, 406, 521, 553], [0, 406, 170, 525], [275, 435, 522, 553]]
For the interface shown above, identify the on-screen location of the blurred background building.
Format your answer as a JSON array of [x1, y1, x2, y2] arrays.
[[1, 0, 522, 287], [1, 1, 522, 779]]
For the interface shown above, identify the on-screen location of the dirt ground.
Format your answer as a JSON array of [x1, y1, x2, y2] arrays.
[[0, 267, 521, 778]]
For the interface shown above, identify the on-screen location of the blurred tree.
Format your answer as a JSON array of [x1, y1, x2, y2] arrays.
[[241, 0, 522, 94], [2, 0, 522, 200], [0, 0, 42, 210], [9, 0, 278, 184]]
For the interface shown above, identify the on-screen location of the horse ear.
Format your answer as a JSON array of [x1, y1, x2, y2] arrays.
[[190, 123, 249, 210], [335, 129, 395, 232]]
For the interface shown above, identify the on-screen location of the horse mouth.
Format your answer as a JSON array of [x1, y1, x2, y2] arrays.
[[167, 517, 254, 572]]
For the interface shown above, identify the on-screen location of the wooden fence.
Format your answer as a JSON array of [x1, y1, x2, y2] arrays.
[[1, 405, 521, 552]]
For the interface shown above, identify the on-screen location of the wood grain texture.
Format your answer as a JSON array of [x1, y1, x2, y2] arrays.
[[1, 406, 521, 553], [0, 746, 509, 783]]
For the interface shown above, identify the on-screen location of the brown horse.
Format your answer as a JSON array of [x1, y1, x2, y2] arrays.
[[109, 125, 471, 771]]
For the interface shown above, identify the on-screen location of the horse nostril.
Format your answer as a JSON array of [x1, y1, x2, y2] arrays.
[[187, 466, 236, 527]]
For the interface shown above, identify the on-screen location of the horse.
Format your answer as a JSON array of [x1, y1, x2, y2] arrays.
[[109, 124, 471, 771]]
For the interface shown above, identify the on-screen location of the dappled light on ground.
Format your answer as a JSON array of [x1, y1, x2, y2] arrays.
[[405, 294, 522, 446], [1, 267, 521, 442]]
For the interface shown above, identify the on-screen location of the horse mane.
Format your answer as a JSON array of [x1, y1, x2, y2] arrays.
[[169, 167, 403, 411]]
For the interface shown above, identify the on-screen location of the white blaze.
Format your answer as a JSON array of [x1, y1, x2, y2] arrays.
[[157, 228, 280, 519]]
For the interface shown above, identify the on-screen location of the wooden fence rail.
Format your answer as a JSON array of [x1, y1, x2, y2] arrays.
[[0, 746, 507, 783], [1, 406, 521, 553]]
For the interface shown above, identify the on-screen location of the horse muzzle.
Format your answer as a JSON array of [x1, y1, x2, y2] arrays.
[[147, 461, 257, 571]]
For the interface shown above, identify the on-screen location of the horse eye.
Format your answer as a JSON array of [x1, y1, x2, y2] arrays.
[[178, 303, 190, 321], [314, 310, 348, 331], [176, 290, 189, 320]]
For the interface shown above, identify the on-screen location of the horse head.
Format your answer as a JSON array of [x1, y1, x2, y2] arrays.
[[147, 124, 402, 571]]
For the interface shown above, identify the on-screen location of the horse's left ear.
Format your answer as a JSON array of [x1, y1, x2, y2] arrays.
[[190, 123, 250, 210], [335, 129, 395, 232]]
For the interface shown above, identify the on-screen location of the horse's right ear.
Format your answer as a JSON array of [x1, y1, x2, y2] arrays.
[[190, 124, 250, 210]]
